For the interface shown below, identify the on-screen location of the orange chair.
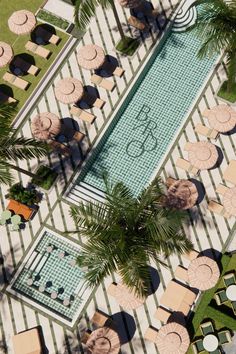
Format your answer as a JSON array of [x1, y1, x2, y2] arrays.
[[7, 199, 34, 221]]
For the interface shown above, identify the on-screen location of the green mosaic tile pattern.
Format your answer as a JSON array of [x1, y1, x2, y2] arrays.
[[12, 231, 85, 322], [78, 10, 217, 195]]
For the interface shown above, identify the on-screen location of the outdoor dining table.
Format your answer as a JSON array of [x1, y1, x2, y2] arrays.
[[166, 179, 198, 209], [222, 187, 236, 216], [226, 284, 236, 301], [86, 326, 120, 354], [203, 334, 219, 352]]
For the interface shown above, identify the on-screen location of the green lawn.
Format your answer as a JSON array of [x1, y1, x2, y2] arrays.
[[0, 0, 69, 117]]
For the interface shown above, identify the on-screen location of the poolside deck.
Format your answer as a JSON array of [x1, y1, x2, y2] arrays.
[[0, 0, 235, 353]]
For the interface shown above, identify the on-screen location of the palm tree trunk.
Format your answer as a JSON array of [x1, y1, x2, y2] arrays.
[[226, 50, 236, 93], [110, 0, 126, 40], [6, 163, 42, 181]]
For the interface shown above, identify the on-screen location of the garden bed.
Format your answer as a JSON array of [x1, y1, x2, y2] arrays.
[[37, 9, 69, 30], [217, 81, 236, 104], [31, 165, 58, 191]]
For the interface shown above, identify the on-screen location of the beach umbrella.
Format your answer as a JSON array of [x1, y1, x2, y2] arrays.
[[77, 44, 105, 70], [0, 42, 13, 67], [156, 322, 190, 354], [187, 141, 218, 170], [31, 112, 61, 141], [203, 104, 236, 133], [8, 10, 36, 35], [54, 78, 84, 104]]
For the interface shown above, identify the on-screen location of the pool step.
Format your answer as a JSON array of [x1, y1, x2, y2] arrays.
[[172, 0, 197, 32], [67, 183, 106, 205]]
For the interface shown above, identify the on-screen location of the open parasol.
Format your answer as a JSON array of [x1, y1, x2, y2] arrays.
[[77, 44, 105, 70], [31, 112, 61, 141], [54, 78, 84, 104], [8, 10, 36, 35]]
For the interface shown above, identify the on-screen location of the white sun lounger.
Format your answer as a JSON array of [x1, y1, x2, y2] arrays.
[[195, 123, 218, 139], [208, 200, 230, 218]]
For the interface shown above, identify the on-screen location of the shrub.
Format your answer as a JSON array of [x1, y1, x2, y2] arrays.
[[9, 183, 39, 206], [31, 165, 58, 190], [37, 9, 69, 30]]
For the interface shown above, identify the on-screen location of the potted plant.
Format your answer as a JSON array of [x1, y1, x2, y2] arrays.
[[31, 165, 58, 192], [8, 183, 40, 206]]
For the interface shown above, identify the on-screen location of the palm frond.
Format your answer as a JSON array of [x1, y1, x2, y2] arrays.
[[0, 137, 48, 161], [74, 0, 110, 29], [0, 162, 13, 185]]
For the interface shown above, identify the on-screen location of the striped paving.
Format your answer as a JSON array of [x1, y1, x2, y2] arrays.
[[0, 1, 236, 354]]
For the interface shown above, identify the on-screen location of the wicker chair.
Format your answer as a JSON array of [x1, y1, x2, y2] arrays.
[[200, 321, 214, 336], [218, 330, 232, 345], [192, 338, 204, 354], [214, 289, 228, 305], [223, 272, 236, 287]]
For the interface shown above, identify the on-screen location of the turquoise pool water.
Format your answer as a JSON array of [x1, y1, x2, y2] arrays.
[[78, 22, 217, 195]]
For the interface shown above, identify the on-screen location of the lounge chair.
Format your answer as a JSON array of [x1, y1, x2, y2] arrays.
[[73, 131, 85, 143], [92, 310, 113, 327], [13, 57, 39, 76], [176, 158, 199, 175], [218, 330, 232, 345], [128, 15, 148, 31], [81, 329, 92, 344], [144, 326, 159, 343], [178, 301, 191, 316], [91, 74, 115, 92], [70, 105, 96, 124], [182, 249, 199, 261], [49, 140, 71, 157], [231, 301, 236, 315], [101, 61, 125, 78], [155, 306, 171, 323], [216, 184, 229, 196], [214, 289, 228, 305], [35, 26, 60, 45], [174, 265, 189, 282], [12, 328, 42, 354], [107, 282, 118, 297], [25, 40, 51, 59], [223, 272, 236, 287], [82, 92, 106, 109], [208, 200, 230, 218], [195, 123, 218, 139], [192, 338, 204, 354], [223, 160, 236, 185], [0, 90, 17, 104], [200, 321, 214, 336], [3, 72, 29, 90]]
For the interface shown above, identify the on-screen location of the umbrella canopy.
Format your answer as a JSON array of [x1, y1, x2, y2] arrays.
[[8, 10, 36, 35], [187, 256, 220, 290], [77, 44, 105, 70], [203, 104, 236, 133], [223, 187, 236, 216], [86, 327, 120, 354], [187, 141, 218, 170], [54, 78, 84, 104], [156, 322, 190, 354], [117, 0, 143, 8], [31, 112, 61, 141], [112, 282, 145, 310], [166, 179, 198, 209], [0, 42, 13, 67]]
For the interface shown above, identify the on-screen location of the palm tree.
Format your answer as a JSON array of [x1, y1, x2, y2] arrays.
[[196, 0, 236, 93], [0, 103, 48, 185], [70, 176, 193, 298], [74, 0, 126, 40]]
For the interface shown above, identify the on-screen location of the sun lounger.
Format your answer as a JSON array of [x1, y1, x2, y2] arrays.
[[176, 158, 199, 175], [13, 57, 39, 76], [13, 328, 42, 354], [82, 92, 106, 109], [178, 301, 191, 316], [0, 90, 17, 104], [73, 131, 85, 142], [195, 123, 218, 139], [3, 72, 29, 90], [223, 160, 236, 185], [107, 282, 118, 296], [128, 16, 148, 31], [155, 306, 171, 323], [49, 140, 71, 157], [208, 200, 230, 218], [182, 249, 199, 261], [91, 74, 115, 92], [70, 105, 96, 124], [36, 26, 60, 45], [92, 310, 112, 327], [81, 329, 91, 344], [216, 183, 229, 196], [25, 40, 51, 59], [144, 326, 159, 343], [174, 265, 189, 282], [102, 62, 125, 78]]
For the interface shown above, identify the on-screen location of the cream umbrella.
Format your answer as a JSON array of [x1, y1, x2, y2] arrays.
[[156, 322, 190, 354], [111, 282, 145, 310], [8, 10, 36, 35], [31, 112, 61, 141], [54, 78, 84, 104], [0, 42, 13, 68], [187, 256, 220, 290], [223, 187, 236, 216], [117, 0, 143, 8], [187, 141, 218, 170], [203, 104, 236, 133], [86, 327, 120, 354], [77, 44, 105, 70]]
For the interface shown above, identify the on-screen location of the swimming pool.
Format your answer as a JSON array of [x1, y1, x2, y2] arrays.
[[7, 229, 91, 327], [75, 10, 217, 196]]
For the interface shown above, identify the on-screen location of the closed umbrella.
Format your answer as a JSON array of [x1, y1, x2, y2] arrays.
[[156, 322, 190, 354], [77, 44, 105, 70], [187, 141, 218, 170], [0, 42, 13, 67], [31, 112, 61, 141], [8, 10, 36, 35], [187, 256, 220, 290], [203, 105, 236, 133], [54, 78, 84, 104]]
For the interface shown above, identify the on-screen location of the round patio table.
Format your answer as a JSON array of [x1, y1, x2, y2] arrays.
[[203, 334, 219, 352], [226, 284, 236, 301]]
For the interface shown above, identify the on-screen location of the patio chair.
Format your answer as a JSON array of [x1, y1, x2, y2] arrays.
[[174, 265, 189, 282], [35, 26, 60, 45], [208, 200, 230, 218], [13, 57, 40, 76], [176, 158, 199, 175], [70, 105, 96, 124], [91, 74, 116, 92], [82, 92, 106, 109], [216, 184, 229, 196], [92, 309, 113, 327], [81, 329, 91, 344], [128, 16, 149, 31], [214, 289, 228, 305], [101, 62, 125, 78], [218, 329, 232, 345], [182, 249, 199, 261], [12, 328, 42, 354], [210, 349, 222, 354], [195, 123, 218, 139], [200, 321, 214, 336], [223, 272, 236, 287], [3, 72, 29, 90], [231, 301, 236, 315], [155, 306, 171, 323], [25, 41, 51, 59], [72, 131, 85, 143], [48, 140, 71, 157], [192, 338, 204, 354], [144, 326, 159, 343], [0, 90, 17, 104]]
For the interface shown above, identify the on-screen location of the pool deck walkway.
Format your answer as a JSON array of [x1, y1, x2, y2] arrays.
[[0, 0, 236, 353]]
